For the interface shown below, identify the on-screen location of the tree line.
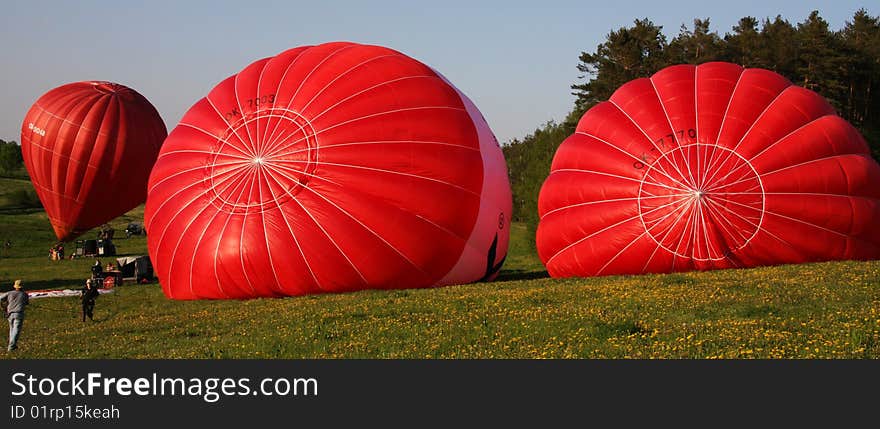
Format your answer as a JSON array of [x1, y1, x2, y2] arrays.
[[0, 139, 42, 209], [503, 9, 880, 246], [0, 139, 25, 178]]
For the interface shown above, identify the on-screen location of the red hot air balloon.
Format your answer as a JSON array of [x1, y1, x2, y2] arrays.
[[145, 42, 512, 299], [20, 81, 167, 241], [537, 62, 880, 278]]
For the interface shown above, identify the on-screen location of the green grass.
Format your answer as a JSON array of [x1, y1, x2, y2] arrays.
[[0, 177, 34, 197], [0, 177, 38, 209], [1, 200, 878, 358]]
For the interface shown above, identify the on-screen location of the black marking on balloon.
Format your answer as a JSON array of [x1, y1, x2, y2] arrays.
[[635, 128, 697, 170], [246, 93, 276, 109], [480, 233, 505, 282], [225, 107, 241, 121]]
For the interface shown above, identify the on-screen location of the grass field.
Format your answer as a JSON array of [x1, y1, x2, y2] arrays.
[[0, 177, 39, 210], [0, 190, 878, 358]]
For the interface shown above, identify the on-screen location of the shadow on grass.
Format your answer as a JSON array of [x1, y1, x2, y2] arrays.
[[494, 269, 550, 282], [0, 207, 44, 215], [2, 278, 85, 292]]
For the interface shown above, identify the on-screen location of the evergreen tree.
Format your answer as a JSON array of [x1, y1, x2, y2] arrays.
[[840, 8, 880, 157], [796, 11, 847, 109], [0, 139, 24, 175], [724, 17, 763, 67], [757, 16, 798, 77], [667, 18, 724, 64], [571, 18, 668, 120]]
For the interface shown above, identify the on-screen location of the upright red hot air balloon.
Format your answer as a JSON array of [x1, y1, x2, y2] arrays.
[[537, 62, 880, 278], [145, 42, 512, 299], [20, 81, 167, 241]]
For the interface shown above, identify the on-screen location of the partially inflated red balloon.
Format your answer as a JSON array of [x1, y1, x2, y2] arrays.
[[537, 62, 880, 278], [21, 81, 167, 241], [145, 42, 512, 299]]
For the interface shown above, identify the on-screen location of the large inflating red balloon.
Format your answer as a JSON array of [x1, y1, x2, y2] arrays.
[[537, 62, 880, 278], [20, 81, 167, 241], [145, 42, 512, 299]]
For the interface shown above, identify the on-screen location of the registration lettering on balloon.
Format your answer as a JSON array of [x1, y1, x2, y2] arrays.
[[635, 128, 698, 170], [224, 107, 241, 121], [246, 94, 276, 108], [27, 123, 46, 137]]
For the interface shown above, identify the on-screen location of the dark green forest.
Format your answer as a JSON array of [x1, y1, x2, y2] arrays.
[[503, 9, 880, 245], [0, 139, 24, 177]]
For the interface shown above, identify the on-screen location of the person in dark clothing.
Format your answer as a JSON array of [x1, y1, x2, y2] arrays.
[[2, 280, 29, 351], [91, 260, 103, 278], [81, 279, 100, 322]]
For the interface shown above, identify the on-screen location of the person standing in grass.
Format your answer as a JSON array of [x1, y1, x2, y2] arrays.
[[81, 279, 100, 322], [91, 259, 103, 278], [1, 279, 29, 351]]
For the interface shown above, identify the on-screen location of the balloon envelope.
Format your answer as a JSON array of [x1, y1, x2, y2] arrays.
[[20, 81, 167, 241], [537, 62, 880, 278], [145, 42, 512, 299]]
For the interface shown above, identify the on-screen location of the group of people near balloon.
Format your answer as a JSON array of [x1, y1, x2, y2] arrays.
[[14, 42, 880, 304], [48, 242, 64, 260]]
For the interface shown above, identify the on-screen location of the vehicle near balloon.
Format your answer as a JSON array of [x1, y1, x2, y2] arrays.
[[536, 62, 880, 278], [125, 222, 146, 238], [20, 81, 167, 242], [145, 42, 513, 299]]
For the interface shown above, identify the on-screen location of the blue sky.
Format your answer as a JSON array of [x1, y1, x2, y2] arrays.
[[1, 0, 873, 144]]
